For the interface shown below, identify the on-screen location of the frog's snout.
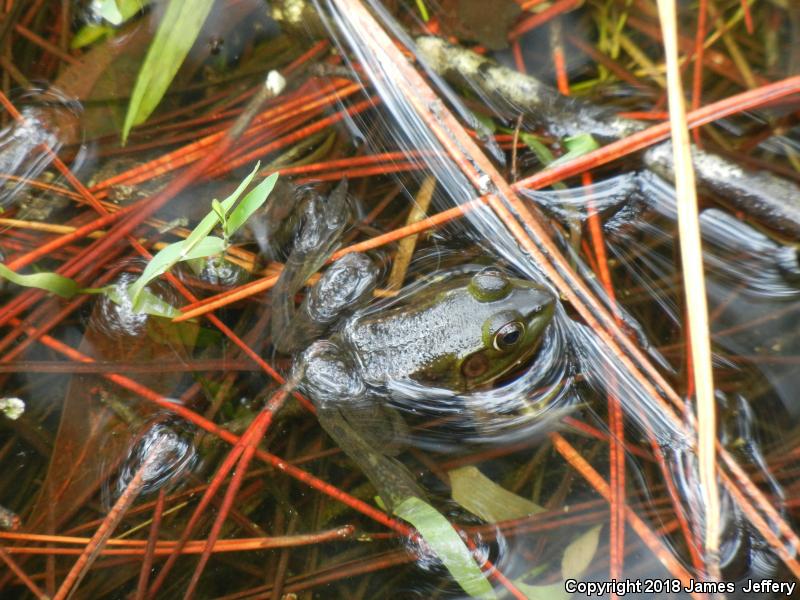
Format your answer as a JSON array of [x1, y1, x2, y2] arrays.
[[518, 284, 556, 336]]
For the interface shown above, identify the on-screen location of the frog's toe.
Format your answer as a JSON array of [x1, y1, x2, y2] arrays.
[[299, 340, 366, 409]]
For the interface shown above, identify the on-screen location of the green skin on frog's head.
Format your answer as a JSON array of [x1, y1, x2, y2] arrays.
[[340, 267, 556, 392]]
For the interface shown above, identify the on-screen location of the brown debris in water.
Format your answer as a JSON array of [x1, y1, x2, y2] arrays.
[[439, 0, 521, 50]]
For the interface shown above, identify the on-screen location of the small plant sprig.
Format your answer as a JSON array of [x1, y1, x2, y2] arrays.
[[128, 162, 277, 308], [0, 163, 278, 317], [72, 0, 154, 49]]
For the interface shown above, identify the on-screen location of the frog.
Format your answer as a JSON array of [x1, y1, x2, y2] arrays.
[[269, 180, 555, 509]]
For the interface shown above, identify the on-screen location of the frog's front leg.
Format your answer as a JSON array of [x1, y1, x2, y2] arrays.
[[287, 252, 378, 352], [300, 341, 425, 511]]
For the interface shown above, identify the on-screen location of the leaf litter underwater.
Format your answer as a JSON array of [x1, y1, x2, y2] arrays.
[[0, 0, 798, 598]]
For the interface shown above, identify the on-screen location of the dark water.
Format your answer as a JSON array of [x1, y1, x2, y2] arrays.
[[0, 0, 798, 598]]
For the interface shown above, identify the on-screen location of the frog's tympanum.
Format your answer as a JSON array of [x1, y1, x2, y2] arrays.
[[271, 181, 555, 509]]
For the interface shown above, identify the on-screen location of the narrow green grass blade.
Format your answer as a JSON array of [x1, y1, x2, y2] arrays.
[[0, 264, 78, 298], [127, 163, 261, 305], [211, 199, 227, 230], [415, 0, 430, 21], [549, 134, 600, 168], [519, 132, 556, 165], [128, 241, 184, 304], [71, 24, 115, 49], [121, 0, 214, 142], [217, 162, 262, 212]]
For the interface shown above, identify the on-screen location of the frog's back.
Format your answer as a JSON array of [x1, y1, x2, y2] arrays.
[[339, 291, 485, 387]]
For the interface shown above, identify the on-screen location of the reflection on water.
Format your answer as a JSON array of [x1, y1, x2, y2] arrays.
[[0, 0, 797, 598], [0, 89, 83, 214], [533, 170, 798, 583], [107, 418, 196, 506]]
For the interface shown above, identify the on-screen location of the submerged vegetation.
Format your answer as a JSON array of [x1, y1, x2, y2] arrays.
[[0, 0, 797, 598]]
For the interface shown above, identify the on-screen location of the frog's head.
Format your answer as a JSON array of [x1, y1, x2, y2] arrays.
[[458, 267, 555, 389]]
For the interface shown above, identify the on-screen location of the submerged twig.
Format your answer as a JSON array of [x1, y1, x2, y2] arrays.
[[415, 37, 800, 237], [0, 547, 46, 599], [133, 489, 164, 600], [52, 435, 171, 600]]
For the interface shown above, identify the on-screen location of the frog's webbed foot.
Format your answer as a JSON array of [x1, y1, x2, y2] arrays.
[[271, 180, 351, 353], [272, 180, 379, 354]]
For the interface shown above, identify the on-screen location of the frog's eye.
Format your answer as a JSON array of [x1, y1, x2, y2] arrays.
[[461, 353, 489, 378], [469, 267, 511, 302], [493, 321, 525, 351]]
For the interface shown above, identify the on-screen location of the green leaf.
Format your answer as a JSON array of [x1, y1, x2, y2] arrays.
[[104, 285, 182, 319], [564, 133, 600, 154], [510, 525, 602, 600], [216, 162, 262, 212], [561, 525, 602, 580], [129, 236, 225, 305], [93, 0, 150, 26], [549, 134, 600, 168], [0, 264, 79, 298], [519, 132, 556, 166], [181, 236, 226, 259], [192, 323, 223, 348], [182, 162, 261, 253], [415, 0, 430, 21], [394, 497, 496, 599], [211, 199, 226, 227], [129, 242, 183, 304], [449, 466, 544, 523], [181, 210, 223, 257], [121, 0, 215, 142], [71, 24, 115, 49], [127, 163, 261, 305], [471, 111, 496, 135], [225, 172, 279, 236]]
